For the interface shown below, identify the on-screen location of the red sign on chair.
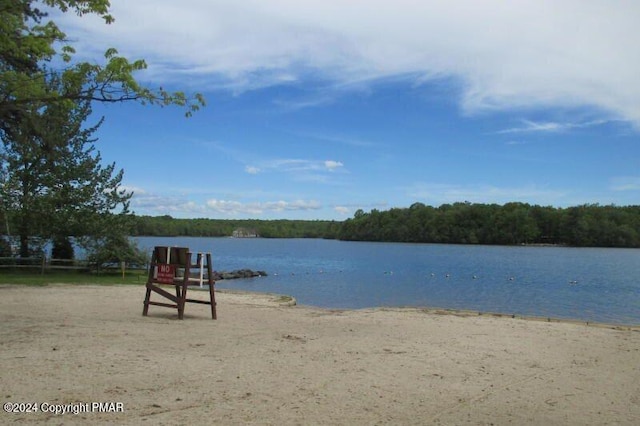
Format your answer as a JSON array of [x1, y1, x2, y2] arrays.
[[156, 264, 176, 284], [143, 246, 217, 320]]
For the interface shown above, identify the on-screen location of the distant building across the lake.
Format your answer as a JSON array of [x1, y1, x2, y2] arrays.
[[232, 228, 260, 238]]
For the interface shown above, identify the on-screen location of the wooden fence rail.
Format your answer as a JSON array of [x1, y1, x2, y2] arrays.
[[0, 257, 146, 274]]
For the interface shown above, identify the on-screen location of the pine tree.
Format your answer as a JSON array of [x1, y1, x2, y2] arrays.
[[0, 79, 130, 256]]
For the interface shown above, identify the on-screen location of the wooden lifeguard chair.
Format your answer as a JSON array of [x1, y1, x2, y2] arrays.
[[142, 246, 217, 320]]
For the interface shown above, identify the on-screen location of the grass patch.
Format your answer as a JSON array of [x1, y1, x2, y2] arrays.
[[0, 269, 148, 286]]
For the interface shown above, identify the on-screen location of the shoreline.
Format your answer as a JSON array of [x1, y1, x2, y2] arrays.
[[5, 282, 640, 329], [217, 287, 640, 330], [2, 284, 639, 425]]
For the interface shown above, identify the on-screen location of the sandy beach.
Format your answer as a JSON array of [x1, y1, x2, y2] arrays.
[[0, 284, 638, 425]]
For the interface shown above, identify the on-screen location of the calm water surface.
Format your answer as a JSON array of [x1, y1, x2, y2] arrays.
[[135, 237, 640, 325]]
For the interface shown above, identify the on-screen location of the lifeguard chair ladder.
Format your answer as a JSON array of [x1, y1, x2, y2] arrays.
[[142, 246, 217, 320]]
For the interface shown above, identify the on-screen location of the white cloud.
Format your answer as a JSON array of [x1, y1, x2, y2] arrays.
[[129, 190, 205, 215], [498, 119, 613, 134], [197, 141, 344, 178], [610, 177, 640, 192], [253, 158, 345, 176], [333, 206, 350, 215], [498, 120, 566, 134], [118, 185, 145, 195], [127, 187, 324, 216], [406, 183, 568, 206], [205, 199, 252, 215], [324, 160, 344, 171], [272, 199, 321, 211], [268, 159, 318, 172], [58, 0, 640, 128], [206, 198, 321, 215]]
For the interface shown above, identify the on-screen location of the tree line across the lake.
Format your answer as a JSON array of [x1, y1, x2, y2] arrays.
[[130, 215, 342, 239], [129, 202, 640, 248]]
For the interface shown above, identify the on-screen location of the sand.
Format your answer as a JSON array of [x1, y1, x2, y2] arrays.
[[0, 284, 638, 425]]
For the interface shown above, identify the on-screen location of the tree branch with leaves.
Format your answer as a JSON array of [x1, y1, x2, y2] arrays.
[[1, 0, 205, 133], [1, 0, 205, 257]]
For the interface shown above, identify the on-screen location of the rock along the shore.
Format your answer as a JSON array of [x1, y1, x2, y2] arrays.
[[212, 269, 267, 280]]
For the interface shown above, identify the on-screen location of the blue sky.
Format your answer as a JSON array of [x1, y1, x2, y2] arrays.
[[57, 0, 640, 220]]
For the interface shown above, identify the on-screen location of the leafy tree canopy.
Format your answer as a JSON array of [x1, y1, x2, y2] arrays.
[[0, 81, 132, 256], [1, 0, 204, 257], [338, 202, 640, 248], [1, 0, 205, 134]]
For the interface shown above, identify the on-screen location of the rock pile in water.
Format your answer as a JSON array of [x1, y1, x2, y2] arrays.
[[211, 269, 267, 280]]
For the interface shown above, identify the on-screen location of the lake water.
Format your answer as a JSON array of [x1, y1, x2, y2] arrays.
[[134, 237, 640, 325]]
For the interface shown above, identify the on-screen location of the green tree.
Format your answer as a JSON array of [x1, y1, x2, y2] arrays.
[[1, 0, 205, 256], [336, 202, 640, 248], [0, 86, 131, 256], [84, 233, 147, 272], [1, 0, 204, 136]]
